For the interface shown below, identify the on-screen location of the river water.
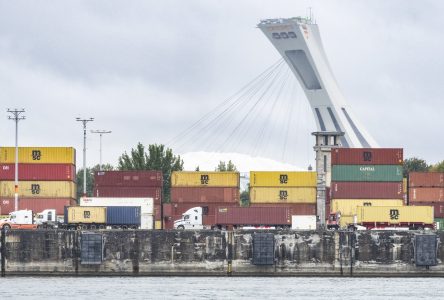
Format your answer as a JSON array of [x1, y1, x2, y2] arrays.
[[1, 277, 443, 299]]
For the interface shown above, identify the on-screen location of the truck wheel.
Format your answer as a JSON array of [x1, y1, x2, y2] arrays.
[[177, 225, 185, 230], [2, 224, 11, 230], [99, 225, 105, 230]]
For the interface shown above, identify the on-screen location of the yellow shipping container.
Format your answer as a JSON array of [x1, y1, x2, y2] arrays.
[[171, 171, 239, 187], [250, 171, 317, 187], [66, 206, 106, 224], [403, 178, 407, 194], [155, 221, 162, 229], [338, 215, 355, 228], [250, 187, 316, 204], [0, 181, 76, 198], [0, 147, 75, 164], [331, 199, 404, 216], [356, 206, 434, 224]]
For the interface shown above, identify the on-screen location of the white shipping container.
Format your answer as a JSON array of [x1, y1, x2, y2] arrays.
[[80, 197, 154, 229], [291, 215, 317, 230]]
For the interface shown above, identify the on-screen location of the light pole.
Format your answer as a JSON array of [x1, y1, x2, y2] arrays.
[[7, 109, 26, 211], [76, 117, 94, 197], [91, 130, 112, 171]]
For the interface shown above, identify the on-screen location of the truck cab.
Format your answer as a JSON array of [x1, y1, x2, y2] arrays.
[[0, 210, 37, 230], [327, 212, 340, 230], [174, 207, 206, 230], [35, 209, 61, 228]]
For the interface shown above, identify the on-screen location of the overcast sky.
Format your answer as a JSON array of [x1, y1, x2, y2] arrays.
[[1, 0, 443, 170]]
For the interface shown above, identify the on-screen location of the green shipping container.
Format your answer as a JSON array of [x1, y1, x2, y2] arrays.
[[435, 218, 444, 230], [332, 165, 403, 182]]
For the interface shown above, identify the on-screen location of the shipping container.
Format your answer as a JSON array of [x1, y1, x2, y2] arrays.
[[170, 202, 239, 217], [249, 187, 316, 204], [249, 203, 316, 215], [164, 214, 216, 230], [291, 215, 316, 230], [94, 170, 163, 187], [410, 202, 444, 218], [93, 186, 161, 203], [0, 181, 76, 198], [409, 172, 444, 188], [171, 171, 240, 187], [330, 199, 404, 216], [163, 203, 172, 217], [0, 147, 75, 164], [155, 220, 162, 229], [409, 187, 444, 203], [331, 182, 403, 199], [80, 197, 154, 215], [331, 148, 403, 165], [331, 165, 403, 182], [403, 178, 407, 193], [106, 206, 140, 226], [356, 206, 434, 224], [338, 215, 354, 228], [0, 198, 76, 215], [65, 206, 106, 224], [215, 206, 291, 226], [154, 204, 161, 220], [250, 171, 316, 187], [171, 187, 239, 203], [0, 164, 76, 181]]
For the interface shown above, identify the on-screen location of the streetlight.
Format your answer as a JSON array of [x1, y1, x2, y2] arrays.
[[91, 130, 112, 171], [76, 117, 94, 197], [7, 108, 26, 211]]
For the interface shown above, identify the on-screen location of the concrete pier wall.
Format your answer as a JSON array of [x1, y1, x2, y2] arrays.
[[1, 230, 443, 276]]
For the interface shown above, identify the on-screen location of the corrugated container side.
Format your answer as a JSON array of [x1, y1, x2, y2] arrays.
[[331, 182, 403, 199], [410, 202, 444, 218], [356, 206, 434, 224], [163, 203, 172, 217], [164, 214, 216, 229], [154, 204, 161, 220], [93, 186, 161, 204], [215, 206, 291, 225], [409, 172, 444, 188], [332, 165, 403, 182], [0, 181, 76, 198], [338, 215, 355, 228], [0, 164, 76, 181], [331, 199, 404, 216], [171, 187, 239, 203], [331, 148, 403, 165], [171, 171, 240, 187], [0, 147, 76, 164], [408, 187, 444, 203], [66, 206, 106, 224], [403, 178, 407, 193], [170, 202, 239, 217], [80, 197, 154, 214], [0, 198, 76, 215], [249, 187, 316, 204], [106, 206, 141, 225], [249, 171, 317, 187], [94, 170, 163, 187], [155, 220, 162, 229], [249, 203, 316, 215]]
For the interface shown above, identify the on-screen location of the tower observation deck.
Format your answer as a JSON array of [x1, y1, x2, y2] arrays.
[[258, 17, 378, 148]]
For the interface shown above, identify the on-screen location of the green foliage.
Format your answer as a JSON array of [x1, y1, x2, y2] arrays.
[[117, 143, 184, 202], [76, 164, 114, 200], [215, 160, 238, 172], [430, 160, 444, 172], [403, 157, 430, 177], [240, 187, 249, 207]]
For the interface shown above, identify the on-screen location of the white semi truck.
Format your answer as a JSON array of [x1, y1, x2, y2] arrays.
[[0, 209, 60, 230]]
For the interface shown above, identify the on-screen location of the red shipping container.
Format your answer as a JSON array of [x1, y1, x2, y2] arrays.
[[331, 148, 403, 165], [163, 203, 172, 217], [409, 187, 444, 203], [331, 182, 403, 199], [94, 170, 163, 187], [326, 187, 331, 204], [171, 187, 239, 204], [409, 172, 444, 188], [163, 214, 216, 229], [215, 206, 291, 225], [154, 204, 161, 221], [0, 164, 75, 181], [93, 186, 162, 204], [171, 202, 239, 217], [249, 203, 316, 215], [0, 198, 76, 215], [409, 202, 444, 218]]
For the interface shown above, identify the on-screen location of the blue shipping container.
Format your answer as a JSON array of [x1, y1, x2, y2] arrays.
[[106, 206, 141, 226]]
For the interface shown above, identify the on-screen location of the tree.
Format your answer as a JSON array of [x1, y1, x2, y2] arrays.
[[215, 160, 238, 172], [403, 157, 430, 177], [76, 164, 114, 200], [118, 143, 184, 202], [430, 160, 444, 172]]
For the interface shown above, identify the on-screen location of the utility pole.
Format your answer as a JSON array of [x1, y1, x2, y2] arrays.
[[91, 130, 112, 171], [76, 117, 94, 197], [7, 109, 26, 211]]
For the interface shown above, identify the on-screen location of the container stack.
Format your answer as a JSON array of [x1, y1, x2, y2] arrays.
[[93, 171, 163, 228], [330, 148, 404, 227], [0, 147, 77, 215], [408, 172, 444, 227], [248, 171, 317, 216], [164, 171, 240, 229]]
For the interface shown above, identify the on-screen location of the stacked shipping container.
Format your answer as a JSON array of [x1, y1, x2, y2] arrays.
[[248, 171, 317, 215], [93, 171, 163, 228], [330, 148, 404, 227], [408, 172, 444, 227], [164, 171, 240, 229], [0, 147, 77, 215]]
